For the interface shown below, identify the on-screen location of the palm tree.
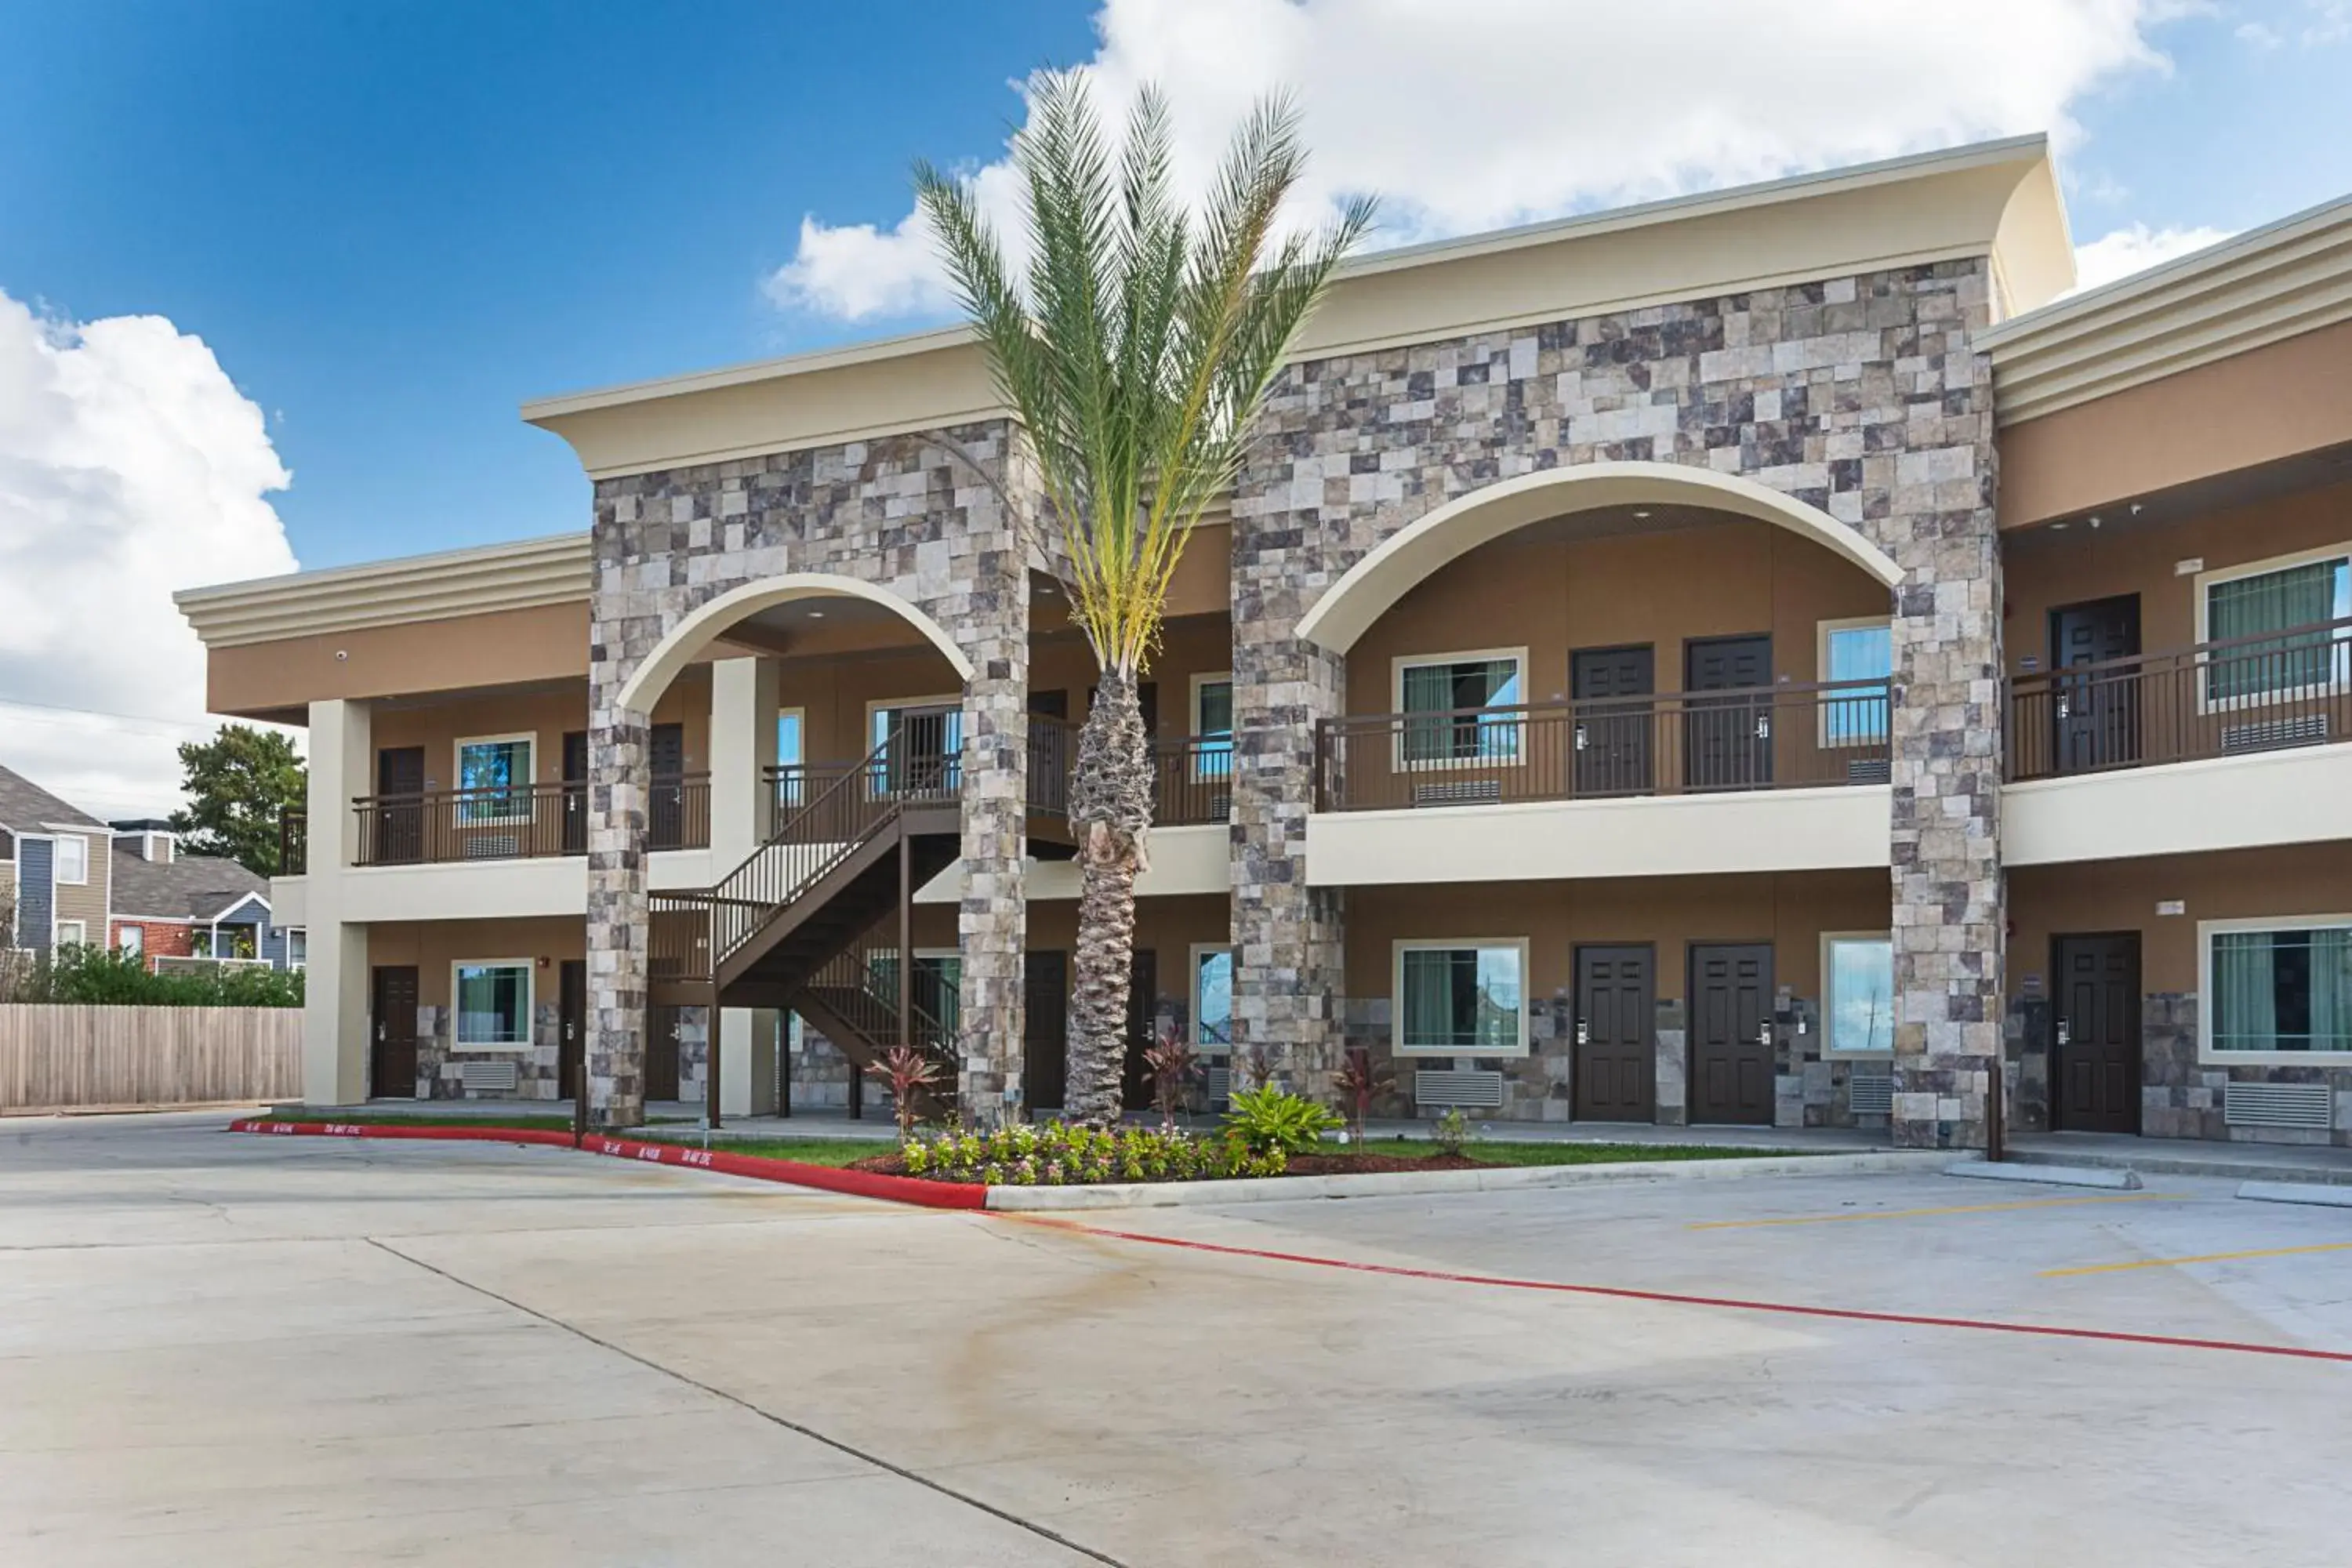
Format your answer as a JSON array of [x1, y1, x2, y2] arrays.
[[917, 74, 1372, 1126]]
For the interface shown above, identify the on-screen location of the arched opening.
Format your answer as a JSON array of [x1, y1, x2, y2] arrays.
[[1295, 460, 1900, 655]]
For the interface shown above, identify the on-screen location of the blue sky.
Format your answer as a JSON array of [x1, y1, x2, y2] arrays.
[[0, 0, 2347, 815]]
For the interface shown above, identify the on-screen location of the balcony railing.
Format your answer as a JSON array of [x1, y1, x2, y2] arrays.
[[352, 774, 709, 866], [1316, 680, 1891, 813], [1155, 736, 1234, 826], [2007, 616, 2352, 782], [278, 807, 307, 876]]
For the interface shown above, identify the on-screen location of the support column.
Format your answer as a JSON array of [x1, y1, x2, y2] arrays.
[[586, 706, 649, 1131], [1886, 470, 2005, 1150], [710, 656, 780, 1117], [954, 565, 1029, 1127], [1231, 546, 1347, 1102], [301, 698, 371, 1106]]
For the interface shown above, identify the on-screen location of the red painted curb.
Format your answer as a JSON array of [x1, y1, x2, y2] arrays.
[[227, 1120, 987, 1210]]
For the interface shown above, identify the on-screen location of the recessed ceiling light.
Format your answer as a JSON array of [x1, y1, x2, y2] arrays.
[[806, 609, 826, 619], [2051, 521, 2070, 531], [1632, 510, 1651, 519]]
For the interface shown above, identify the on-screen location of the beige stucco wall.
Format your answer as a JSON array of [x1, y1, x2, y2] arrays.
[[1996, 318, 2352, 529], [2003, 474, 2352, 666], [208, 602, 592, 722]]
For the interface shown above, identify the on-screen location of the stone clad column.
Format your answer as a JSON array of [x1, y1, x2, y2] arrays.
[[1881, 292, 2005, 1150], [586, 692, 649, 1131], [1229, 499, 1348, 1101]]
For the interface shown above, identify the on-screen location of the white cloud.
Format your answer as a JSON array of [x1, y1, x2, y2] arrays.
[[2069, 222, 2237, 291], [2235, 19, 2285, 45], [0, 290, 299, 821], [768, 0, 2190, 323]]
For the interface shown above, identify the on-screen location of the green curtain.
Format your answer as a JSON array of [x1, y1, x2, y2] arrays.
[[1403, 949, 1457, 1047], [1401, 663, 1456, 763], [2310, 928, 2352, 1052], [2211, 931, 2279, 1052], [2208, 562, 2342, 700]]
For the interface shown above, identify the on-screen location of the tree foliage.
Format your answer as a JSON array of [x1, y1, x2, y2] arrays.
[[0, 943, 303, 1007], [169, 724, 305, 878]]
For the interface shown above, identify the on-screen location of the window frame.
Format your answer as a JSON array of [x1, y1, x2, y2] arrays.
[[1189, 942, 1236, 1051], [2191, 543, 2352, 716], [450, 958, 535, 1053], [285, 928, 307, 971], [1390, 937, 1531, 1058], [1189, 672, 1234, 780], [54, 920, 86, 949], [1389, 647, 1530, 772], [2196, 913, 2352, 1065], [52, 833, 89, 885], [452, 732, 538, 825], [864, 694, 964, 796], [775, 706, 806, 768], [1814, 617, 1893, 750], [1818, 930, 1896, 1060], [117, 924, 144, 957]]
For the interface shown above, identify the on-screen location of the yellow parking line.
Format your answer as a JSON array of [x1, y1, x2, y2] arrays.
[[1689, 1192, 2178, 1230], [2042, 1241, 2352, 1277]]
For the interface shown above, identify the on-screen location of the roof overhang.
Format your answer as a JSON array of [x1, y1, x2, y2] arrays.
[[525, 136, 2070, 481], [1980, 190, 2352, 426], [176, 532, 590, 649]]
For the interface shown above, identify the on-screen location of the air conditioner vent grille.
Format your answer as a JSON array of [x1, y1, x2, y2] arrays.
[[2223, 1082, 2333, 1130], [1414, 1069, 1505, 1109]]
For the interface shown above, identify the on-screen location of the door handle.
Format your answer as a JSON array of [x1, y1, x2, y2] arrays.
[[1575, 1018, 1591, 1046], [1758, 1025, 1773, 1047], [2056, 1018, 2071, 1047], [1573, 724, 1588, 752], [1754, 714, 1772, 741]]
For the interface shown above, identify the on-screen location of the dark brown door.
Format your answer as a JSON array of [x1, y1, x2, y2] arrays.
[[1023, 950, 1069, 1113], [1690, 943, 1775, 1124], [2049, 596, 2141, 774], [1136, 681, 1160, 739], [644, 1004, 682, 1102], [1683, 635, 1773, 790], [1121, 949, 1158, 1112], [370, 966, 419, 1099], [648, 722, 686, 850], [1028, 689, 1069, 721], [375, 746, 426, 864], [561, 731, 589, 855], [557, 960, 586, 1101], [2054, 934, 2140, 1134], [1574, 945, 1656, 1121], [1572, 645, 1655, 796]]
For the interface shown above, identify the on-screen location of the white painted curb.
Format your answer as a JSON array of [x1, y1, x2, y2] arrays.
[[1944, 1160, 2142, 1191], [982, 1150, 1951, 1211], [2238, 1180, 2352, 1209]]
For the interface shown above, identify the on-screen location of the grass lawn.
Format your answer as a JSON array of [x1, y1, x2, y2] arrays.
[[1367, 1138, 1801, 1167]]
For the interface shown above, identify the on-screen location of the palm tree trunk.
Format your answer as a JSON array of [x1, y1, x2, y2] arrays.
[[1064, 667, 1153, 1126]]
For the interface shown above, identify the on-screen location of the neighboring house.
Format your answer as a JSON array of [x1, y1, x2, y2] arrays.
[[0, 764, 114, 955], [107, 821, 303, 971], [177, 136, 2352, 1153]]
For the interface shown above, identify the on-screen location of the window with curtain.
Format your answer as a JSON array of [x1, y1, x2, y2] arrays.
[[1825, 935, 1894, 1054], [1193, 947, 1234, 1047], [455, 962, 531, 1047], [2205, 555, 2351, 702], [457, 739, 532, 822], [1821, 622, 1892, 746], [2211, 924, 2352, 1054], [1193, 678, 1233, 779], [1397, 943, 1525, 1054], [1399, 655, 1523, 765]]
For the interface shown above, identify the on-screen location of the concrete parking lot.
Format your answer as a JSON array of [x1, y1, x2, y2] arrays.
[[3, 1113, 2348, 1566]]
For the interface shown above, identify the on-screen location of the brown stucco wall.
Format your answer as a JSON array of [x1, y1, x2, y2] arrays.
[[366, 673, 706, 791], [1997, 317, 2352, 528], [1345, 513, 1893, 711], [367, 918, 586, 1008], [207, 602, 592, 721], [771, 645, 967, 764], [1028, 613, 1233, 742], [2002, 474, 2352, 668]]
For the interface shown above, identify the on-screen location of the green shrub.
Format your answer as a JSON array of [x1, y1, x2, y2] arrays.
[[898, 1121, 1211, 1185], [0, 946, 303, 1007], [1221, 1085, 1342, 1167], [1431, 1107, 1478, 1157]]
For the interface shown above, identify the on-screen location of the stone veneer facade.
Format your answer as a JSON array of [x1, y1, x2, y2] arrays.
[[584, 424, 1030, 1129], [1229, 262, 2005, 1149]]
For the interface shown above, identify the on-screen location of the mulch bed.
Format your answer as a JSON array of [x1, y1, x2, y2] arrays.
[[845, 1149, 1486, 1181]]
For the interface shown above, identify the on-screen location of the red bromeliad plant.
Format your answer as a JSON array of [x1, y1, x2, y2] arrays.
[[1334, 1046, 1389, 1146], [1142, 1025, 1200, 1128], [867, 1045, 945, 1144]]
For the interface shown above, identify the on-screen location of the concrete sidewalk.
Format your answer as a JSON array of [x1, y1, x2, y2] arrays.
[[2009, 1130, 2352, 1185]]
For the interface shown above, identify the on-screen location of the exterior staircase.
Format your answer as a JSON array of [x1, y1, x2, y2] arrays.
[[648, 710, 1075, 1107]]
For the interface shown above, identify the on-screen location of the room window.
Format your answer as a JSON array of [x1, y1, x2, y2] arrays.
[[2201, 550, 2351, 704], [456, 736, 533, 822], [285, 929, 307, 971], [870, 700, 961, 796], [1192, 945, 1234, 1048], [55, 920, 85, 949], [53, 834, 88, 884], [1396, 941, 1526, 1055], [118, 925, 144, 957], [1192, 674, 1233, 779], [454, 961, 532, 1048], [1396, 652, 1524, 766], [2206, 921, 2352, 1058], [1817, 620, 1892, 746], [1822, 934, 1894, 1055]]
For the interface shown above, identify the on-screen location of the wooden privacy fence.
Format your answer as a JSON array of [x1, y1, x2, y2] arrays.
[[0, 1006, 301, 1111]]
